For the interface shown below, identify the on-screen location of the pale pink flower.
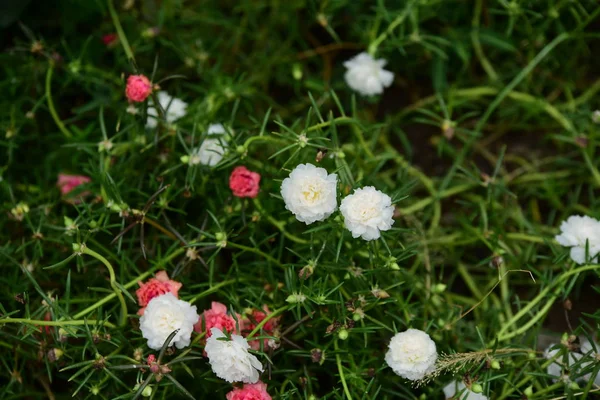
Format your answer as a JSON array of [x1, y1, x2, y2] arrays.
[[136, 271, 182, 316], [226, 381, 272, 400], [57, 173, 91, 203]]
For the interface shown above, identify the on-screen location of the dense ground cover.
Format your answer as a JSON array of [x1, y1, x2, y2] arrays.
[[1, 0, 600, 399]]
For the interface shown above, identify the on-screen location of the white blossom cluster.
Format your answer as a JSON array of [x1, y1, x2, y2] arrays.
[[281, 163, 394, 241]]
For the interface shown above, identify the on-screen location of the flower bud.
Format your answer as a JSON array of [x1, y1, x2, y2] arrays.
[[524, 386, 533, 397], [180, 155, 190, 164], [292, 63, 303, 80], [299, 265, 314, 280], [471, 383, 483, 393], [286, 293, 306, 304], [338, 328, 349, 340], [491, 360, 501, 370], [47, 348, 64, 362], [432, 283, 446, 293]]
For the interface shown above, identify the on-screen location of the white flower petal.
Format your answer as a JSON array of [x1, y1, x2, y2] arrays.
[[343, 52, 394, 96], [146, 91, 188, 128], [340, 186, 394, 241], [443, 381, 488, 400], [281, 163, 338, 224], [205, 328, 264, 383], [190, 123, 228, 167], [385, 328, 437, 381], [139, 293, 199, 350]]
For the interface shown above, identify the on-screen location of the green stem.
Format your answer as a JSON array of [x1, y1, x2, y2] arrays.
[[187, 279, 237, 304], [0, 318, 115, 329], [334, 339, 353, 400], [227, 242, 284, 269], [581, 149, 600, 187], [306, 116, 355, 132], [471, 0, 499, 81], [46, 64, 73, 139], [246, 306, 289, 339], [399, 184, 475, 215], [495, 264, 600, 342], [80, 246, 128, 327], [368, 0, 417, 55], [252, 199, 309, 244], [107, 0, 135, 62], [72, 248, 185, 320]]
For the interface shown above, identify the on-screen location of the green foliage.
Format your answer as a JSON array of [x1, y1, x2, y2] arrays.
[[1, 0, 600, 399]]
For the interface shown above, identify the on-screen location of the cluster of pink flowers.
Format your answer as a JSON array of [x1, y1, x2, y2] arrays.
[[134, 272, 277, 397], [243, 306, 280, 351], [194, 302, 241, 337]]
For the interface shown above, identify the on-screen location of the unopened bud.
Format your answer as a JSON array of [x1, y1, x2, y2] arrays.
[[471, 383, 483, 393], [338, 328, 349, 340], [299, 265, 314, 280], [286, 293, 306, 304], [491, 360, 501, 370], [524, 386, 533, 397], [47, 348, 64, 362]]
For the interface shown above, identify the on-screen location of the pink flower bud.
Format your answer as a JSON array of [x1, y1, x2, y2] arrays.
[[229, 166, 261, 198], [125, 74, 152, 102]]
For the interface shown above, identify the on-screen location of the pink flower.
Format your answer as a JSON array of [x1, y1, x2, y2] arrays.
[[194, 302, 243, 337], [243, 306, 280, 350], [226, 382, 272, 400], [136, 271, 182, 316], [102, 33, 118, 47], [57, 173, 91, 203], [126, 75, 152, 102], [229, 166, 261, 198]]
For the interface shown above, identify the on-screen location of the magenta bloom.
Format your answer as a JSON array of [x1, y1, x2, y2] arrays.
[[57, 174, 91, 200], [125, 75, 152, 102], [229, 166, 261, 198], [102, 33, 118, 46], [226, 382, 272, 400]]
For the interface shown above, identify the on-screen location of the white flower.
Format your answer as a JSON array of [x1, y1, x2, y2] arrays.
[[544, 344, 583, 382], [555, 215, 600, 264], [384, 328, 437, 381], [343, 52, 394, 96], [205, 328, 263, 383], [280, 163, 338, 224], [443, 381, 488, 400], [146, 91, 188, 128], [190, 123, 228, 167], [340, 186, 394, 241], [139, 293, 199, 350], [580, 339, 600, 386]]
